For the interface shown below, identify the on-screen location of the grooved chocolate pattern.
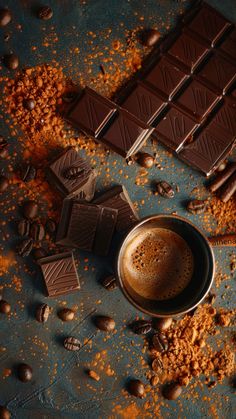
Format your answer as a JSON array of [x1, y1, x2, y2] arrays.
[[220, 37, 236, 60], [198, 53, 236, 94], [93, 207, 118, 256], [68, 203, 100, 250]]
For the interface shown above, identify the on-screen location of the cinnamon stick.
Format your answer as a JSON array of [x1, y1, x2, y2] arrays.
[[208, 234, 236, 247], [209, 162, 236, 193]]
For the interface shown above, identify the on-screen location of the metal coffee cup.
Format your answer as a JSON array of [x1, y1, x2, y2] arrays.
[[116, 214, 215, 317]]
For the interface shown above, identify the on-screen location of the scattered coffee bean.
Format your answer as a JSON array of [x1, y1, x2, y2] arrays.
[[163, 383, 182, 400], [38, 5, 53, 20], [187, 199, 207, 214], [102, 275, 117, 291], [132, 319, 152, 335], [64, 337, 81, 351], [0, 136, 8, 158], [151, 356, 163, 373], [62, 91, 77, 103], [141, 29, 161, 47], [30, 222, 45, 241], [36, 303, 50, 323], [17, 219, 30, 237], [23, 99, 35, 111], [0, 9, 12, 26], [156, 181, 174, 198], [0, 300, 11, 314], [138, 153, 154, 168], [58, 308, 75, 322], [17, 363, 33, 382], [64, 166, 84, 180], [4, 53, 19, 70], [17, 238, 33, 257], [0, 406, 11, 419], [45, 219, 57, 234], [95, 315, 115, 332], [152, 332, 168, 352], [153, 317, 173, 332], [23, 200, 38, 219], [150, 375, 159, 386], [33, 247, 47, 261], [128, 379, 145, 398], [21, 164, 36, 183], [0, 176, 9, 193]]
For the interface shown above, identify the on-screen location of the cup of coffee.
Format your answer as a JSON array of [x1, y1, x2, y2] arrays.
[[116, 214, 215, 317]]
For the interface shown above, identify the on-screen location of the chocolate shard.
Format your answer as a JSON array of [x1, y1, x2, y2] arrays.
[[93, 207, 118, 256], [38, 252, 80, 297], [93, 185, 139, 232]]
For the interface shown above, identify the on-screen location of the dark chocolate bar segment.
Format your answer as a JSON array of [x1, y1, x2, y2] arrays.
[[66, 87, 116, 137], [121, 82, 167, 124], [145, 56, 188, 100], [94, 185, 139, 232], [152, 107, 198, 152], [175, 80, 220, 122], [186, 3, 231, 47], [39, 252, 80, 297], [93, 207, 118, 256], [207, 100, 236, 143], [220, 37, 236, 61]]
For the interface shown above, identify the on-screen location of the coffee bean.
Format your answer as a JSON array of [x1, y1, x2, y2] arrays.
[[36, 303, 50, 323], [132, 320, 152, 335], [23, 99, 35, 111], [151, 357, 163, 373], [141, 29, 161, 47], [4, 53, 19, 70], [30, 222, 45, 241], [17, 238, 33, 257], [163, 383, 182, 400], [17, 219, 30, 237], [95, 315, 115, 332], [33, 247, 47, 260], [152, 333, 168, 352], [58, 308, 75, 322], [17, 363, 32, 382], [38, 6, 53, 20], [64, 337, 81, 351], [0, 9, 12, 26], [23, 200, 38, 219], [0, 406, 11, 419], [128, 379, 145, 398], [0, 136, 8, 158], [153, 317, 172, 332], [138, 153, 154, 168], [150, 375, 159, 386], [187, 199, 207, 214], [0, 300, 11, 314], [45, 219, 57, 234], [64, 166, 84, 180], [0, 176, 9, 193], [102, 275, 117, 291], [156, 181, 174, 198], [21, 164, 37, 182]]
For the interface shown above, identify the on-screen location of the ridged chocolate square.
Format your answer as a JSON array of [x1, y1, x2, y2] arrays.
[[39, 252, 80, 297], [220, 37, 236, 60], [207, 100, 236, 143], [93, 207, 118, 256]]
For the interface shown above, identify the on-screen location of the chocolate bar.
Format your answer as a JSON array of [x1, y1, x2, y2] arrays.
[[48, 147, 96, 200], [93, 185, 139, 232], [39, 252, 80, 297], [56, 199, 118, 255]]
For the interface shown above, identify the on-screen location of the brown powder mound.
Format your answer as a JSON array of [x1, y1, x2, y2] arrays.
[[149, 304, 235, 386], [204, 196, 236, 234]]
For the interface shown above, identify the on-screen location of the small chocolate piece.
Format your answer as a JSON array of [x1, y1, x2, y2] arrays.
[[18, 219, 30, 237], [45, 219, 57, 234], [0, 300, 11, 314], [163, 383, 182, 400], [0, 9, 12, 26], [33, 247, 47, 261], [23, 200, 38, 219], [39, 252, 80, 297], [0, 406, 11, 419], [23, 99, 35, 111], [141, 29, 161, 47], [219, 171, 236, 203], [153, 317, 172, 331], [4, 53, 19, 70], [0, 136, 8, 158], [128, 379, 145, 398], [30, 222, 45, 241], [94, 185, 139, 232], [137, 153, 154, 168], [58, 308, 75, 322], [64, 337, 81, 351], [38, 5, 53, 20], [156, 181, 174, 198], [17, 238, 33, 257], [132, 320, 152, 335], [17, 364, 33, 382], [209, 162, 236, 193], [102, 275, 117, 291], [21, 164, 37, 182], [152, 333, 168, 352], [0, 176, 9, 193], [187, 199, 207, 214], [95, 315, 115, 332], [35, 303, 50, 323]]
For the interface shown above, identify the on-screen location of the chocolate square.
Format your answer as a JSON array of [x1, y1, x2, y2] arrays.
[[39, 252, 80, 297], [153, 107, 198, 152], [197, 53, 236, 95], [121, 82, 167, 124], [175, 80, 220, 122], [66, 87, 117, 137], [167, 32, 209, 73], [48, 147, 96, 199], [220, 37, 236, 61], [207, 100, 236, 142]]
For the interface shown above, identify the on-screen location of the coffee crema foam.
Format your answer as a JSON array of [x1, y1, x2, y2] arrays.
[[122, 227, 194, 300]]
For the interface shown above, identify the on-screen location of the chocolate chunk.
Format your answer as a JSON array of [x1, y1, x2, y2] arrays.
[[141, 29, 161, 47], [0, 176, 9, 193], [0, 300, 11, 314], [64, 337, 81, 351], [17, 364, 33, 382], [209, 162, 236, 193], [95, 315, 115, 332], [0, 8, 12, 26], [163, 383, 182, 400], [187, 199, 207, 214], [219, 171, 236, 202], [102, 275, 117, 291], [156, 181, 174, 198], [38, 5, 53, 20], [93, 185, 139, 232], [35, 303, 50, 323], [132, 320, 152, 335], [18, 219, 30, 237], [128, 379, 145, 398], [30, 222, 45, 241], [4, 53, 19, 70], [38, 252, 80, 297], [23, 200, 38, 219], [21, 164, 37, 182], [17, 238, 33, 257]]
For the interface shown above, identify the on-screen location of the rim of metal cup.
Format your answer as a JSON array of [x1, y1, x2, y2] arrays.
[[116, 214, 215, 317]]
